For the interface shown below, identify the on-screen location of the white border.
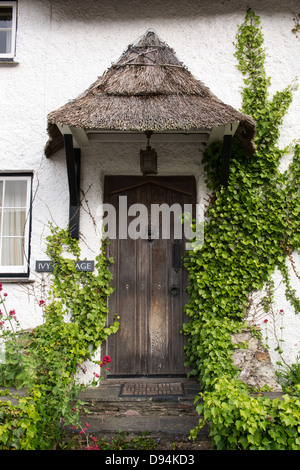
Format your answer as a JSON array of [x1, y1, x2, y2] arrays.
[[0, 1, 17, 59], [0, 175, 32, 274]]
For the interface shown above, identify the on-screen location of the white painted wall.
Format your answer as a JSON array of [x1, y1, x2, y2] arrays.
[[0, 0, 299, 380]]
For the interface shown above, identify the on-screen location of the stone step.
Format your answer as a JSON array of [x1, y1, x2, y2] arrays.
[[68, 379, 208, 438], [82, 399, 199, 416], [76, 413, 206, 437], [81, 378, 200, 399]]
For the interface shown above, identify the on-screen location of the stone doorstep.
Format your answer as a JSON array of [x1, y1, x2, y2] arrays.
[[84, 400, 199, 416], [70, 379, 205, 438], [79, 379, 201, 402], [74, 414, 207, 437]]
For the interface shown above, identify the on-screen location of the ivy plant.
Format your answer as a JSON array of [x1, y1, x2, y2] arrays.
[[0, 225, 119, 449], [184, 8, 300, 449]]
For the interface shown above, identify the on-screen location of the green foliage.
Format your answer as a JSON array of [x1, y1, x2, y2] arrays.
[[276, 355, 300, 397], [96, 431, 157, 450], [0, 226, 118, 449], [0, 391, 41, 450], [76, 430, 158, 451], [34, 223, 119, 369], [235, 9, 296, 162], [192, 377, 300, 450], [292, 13, 300, 39], [185, 8, 300, 449]]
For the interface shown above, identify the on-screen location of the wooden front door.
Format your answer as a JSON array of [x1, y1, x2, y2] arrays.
[[104, 176, 196, 377]]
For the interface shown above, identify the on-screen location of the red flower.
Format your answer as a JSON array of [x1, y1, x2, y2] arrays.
[[103, 355, 111, 363], [263, 319, 268, 323]]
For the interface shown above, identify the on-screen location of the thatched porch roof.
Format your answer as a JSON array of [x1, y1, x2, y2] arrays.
[[45, 30, 256, 157]]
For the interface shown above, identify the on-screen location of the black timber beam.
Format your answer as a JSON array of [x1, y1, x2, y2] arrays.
[[221, 134, 232, 187], [64, 134, 81, 239]]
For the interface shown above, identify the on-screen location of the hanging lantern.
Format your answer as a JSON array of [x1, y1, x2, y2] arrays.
[[140, 131, 158, 175]]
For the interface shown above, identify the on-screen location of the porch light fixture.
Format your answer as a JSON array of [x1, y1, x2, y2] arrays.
[[140, 131, 158, 175]]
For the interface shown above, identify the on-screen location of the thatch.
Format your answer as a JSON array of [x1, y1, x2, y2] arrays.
[[45, 31, 256, 157]]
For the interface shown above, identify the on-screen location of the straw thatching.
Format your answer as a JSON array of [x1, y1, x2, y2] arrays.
[[45, 31, 256, 157]]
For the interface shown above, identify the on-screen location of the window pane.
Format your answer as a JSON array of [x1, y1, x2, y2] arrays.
[[1, 237, 24, 266], [0, 176, 31, 272], [4, 180, 27, 208], [0, 7, 12, 27], [3, 209, 26, 236], [0, 30, 11, 54]]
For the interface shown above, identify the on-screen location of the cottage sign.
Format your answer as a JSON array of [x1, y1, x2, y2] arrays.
[[35, 260, 94, 272]]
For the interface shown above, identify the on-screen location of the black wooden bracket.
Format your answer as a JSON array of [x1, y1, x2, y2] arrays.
[[221, 134, 232, 187], [64, 134, 81, 239]]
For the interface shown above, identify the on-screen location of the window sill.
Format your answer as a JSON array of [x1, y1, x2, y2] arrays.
[[0, 277, 34, 283], [0, 59, 19, 67]]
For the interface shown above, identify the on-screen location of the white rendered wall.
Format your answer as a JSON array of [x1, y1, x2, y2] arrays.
[[0, 0, 299, 380]]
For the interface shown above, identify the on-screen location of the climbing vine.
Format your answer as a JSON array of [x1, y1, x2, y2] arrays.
[[0, 226, 118, 449], [184, 8, 300, 449], [39, 223, 119, 368], [292, 13, 300, 39]]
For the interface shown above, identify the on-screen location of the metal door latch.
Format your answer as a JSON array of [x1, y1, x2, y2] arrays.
[[170, 284, 180, 296]]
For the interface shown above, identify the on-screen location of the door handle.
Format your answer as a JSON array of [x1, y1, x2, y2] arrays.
[[170, 284, 180, 296]]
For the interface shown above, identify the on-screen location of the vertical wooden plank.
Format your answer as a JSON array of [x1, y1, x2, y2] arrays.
[[106, 191, 119, 374], [166, 187, 185, 375], [135, 183, 150, 374], [106, 187, 137, 375], [116, 186, 138, 375], [149, 183, 170, 374], [170, 190, 190, 374]]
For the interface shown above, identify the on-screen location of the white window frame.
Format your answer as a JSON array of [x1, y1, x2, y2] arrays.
[[0, 1, 17, 59], [0, 175, 32, 276]]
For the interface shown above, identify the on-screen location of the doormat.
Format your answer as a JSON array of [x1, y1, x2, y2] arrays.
[[119, 382, 184, 397]]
